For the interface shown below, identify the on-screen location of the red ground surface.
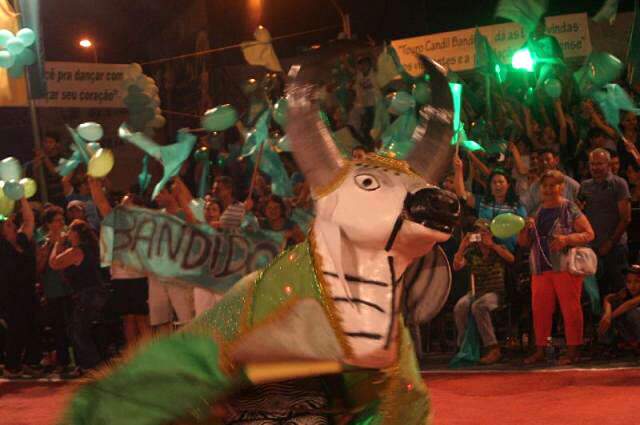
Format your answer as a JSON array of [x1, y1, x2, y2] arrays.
[[1, 368, 639, 425]]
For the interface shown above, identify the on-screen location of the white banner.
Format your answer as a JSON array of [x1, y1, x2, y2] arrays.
[[392, 13, 592, 74], [34, 61, 128, 108]]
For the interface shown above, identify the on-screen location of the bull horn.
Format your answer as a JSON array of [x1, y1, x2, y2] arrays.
[[285, 77, 346, 198], [406, 56, 455, 185]]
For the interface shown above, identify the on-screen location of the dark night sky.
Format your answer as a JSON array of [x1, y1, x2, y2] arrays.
[[37, 0, 632, 64]]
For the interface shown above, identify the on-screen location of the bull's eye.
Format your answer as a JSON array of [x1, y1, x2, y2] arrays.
[[354, 174, 380, 191]]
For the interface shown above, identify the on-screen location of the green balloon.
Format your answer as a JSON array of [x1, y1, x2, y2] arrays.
[[3, 179, 24, 201], [589, 52, 623, 87], [543, 78, 562, 99], [0, 29, 13, 48], [490, 213, 525, 239], [16, 48, 36, 66], [6, 37, 25, 55], [412, 82, 431, 105], [272, 97, 288, 127], [201, 105, 238, 132], [16, 28, 36, 47], [0, 51, 14, 68]]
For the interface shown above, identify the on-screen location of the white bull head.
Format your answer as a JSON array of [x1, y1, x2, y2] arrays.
[[286, 55, 460, 367]]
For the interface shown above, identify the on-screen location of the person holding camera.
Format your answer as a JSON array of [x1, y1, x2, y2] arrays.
[[453, 219, 515, 365]]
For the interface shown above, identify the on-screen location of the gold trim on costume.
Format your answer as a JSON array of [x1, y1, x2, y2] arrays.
[[308, 229, 354, 359], [311, 163, 353, 199], [359, 153, 420, 178]]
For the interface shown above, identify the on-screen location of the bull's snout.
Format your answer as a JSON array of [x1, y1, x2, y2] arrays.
[[404, 187, 460, 234]]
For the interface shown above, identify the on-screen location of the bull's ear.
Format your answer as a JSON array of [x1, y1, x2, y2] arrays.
[[406, 56, 455, 186]]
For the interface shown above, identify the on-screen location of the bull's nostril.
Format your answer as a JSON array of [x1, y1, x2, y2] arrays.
[[404, 188, 461, 233]]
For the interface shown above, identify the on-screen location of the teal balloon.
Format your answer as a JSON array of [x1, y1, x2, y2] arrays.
[[15, 48, 36, 66], [77, 122, 104, 142], [589, 52, 623, 87], [490, 213, 525, 239], [0, 51, 14, 68], [0, 157, 22, 181], [7, 64, 24, 78], [6, 37, 25, 55], [0, 29, 13, 47], [388, 91, 415, 115], [412, 82, 431, 105], [3, 179, 24, 201], [201, 104, 238, 132], [462, 139, 485, 152], [543, 78, 562, 99], [272, 97, 288, 127], [16, 28, 36, 47]]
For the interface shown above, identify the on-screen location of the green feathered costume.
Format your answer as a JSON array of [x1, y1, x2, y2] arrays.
[[61, 236, 430, 425]]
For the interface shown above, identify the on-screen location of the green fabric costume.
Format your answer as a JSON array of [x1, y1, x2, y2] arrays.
[[62, 238, 431, 425]]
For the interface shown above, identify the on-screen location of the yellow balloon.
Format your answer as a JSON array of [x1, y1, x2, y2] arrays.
[[88, 148, 115, 178], [0, 186, 15, 216], [19, 177, 37, 199]]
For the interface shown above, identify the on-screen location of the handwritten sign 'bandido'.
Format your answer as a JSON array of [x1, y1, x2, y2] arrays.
[[100, 206, 284, 291]]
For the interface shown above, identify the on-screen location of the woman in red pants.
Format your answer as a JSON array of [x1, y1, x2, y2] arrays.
[[518, 170, 595, 365]]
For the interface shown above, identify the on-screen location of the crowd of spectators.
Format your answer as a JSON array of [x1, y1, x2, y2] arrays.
[[2, 32, 640, 378]]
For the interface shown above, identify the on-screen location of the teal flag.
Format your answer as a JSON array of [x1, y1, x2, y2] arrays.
[[449, 310, 481, 368], [495, 0, 548, 35], [100, 206, 285, 292]]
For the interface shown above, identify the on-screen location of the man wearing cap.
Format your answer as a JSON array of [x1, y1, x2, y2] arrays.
[[598, 264, 640, 351], [453, 219, 515, 364]]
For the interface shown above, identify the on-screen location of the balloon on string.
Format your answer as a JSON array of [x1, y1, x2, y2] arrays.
[[543, 78, 562, 99], [589, 52, 623, 87], [76, 122, 104, 142], [0, 188, 14, 216], [3, 179, 24, 200], [19, 177, 36, 199], [0, 51, 14, 68], [272, 97, 288, 127], [0, 29, 13, 47], [412, 82, 431, 105], [7, 64, 24, 78], [201, 104, 238, 132], [388, 91, 415, 115], [0, 157, 22, 181], [6, 37, 25, 55], [490, 213, 525, 239], [87, 148, 114, 178], [15, 48, 36, 66], [16, 28, 36, 47]]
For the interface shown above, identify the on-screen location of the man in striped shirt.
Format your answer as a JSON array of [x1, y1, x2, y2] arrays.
[[212, 176, 248, 229]]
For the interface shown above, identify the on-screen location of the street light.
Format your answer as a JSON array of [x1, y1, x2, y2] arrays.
[[79, 38, 98, 63]]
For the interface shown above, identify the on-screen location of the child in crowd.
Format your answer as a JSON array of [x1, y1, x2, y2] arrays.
[[598, 264, 640, 353]]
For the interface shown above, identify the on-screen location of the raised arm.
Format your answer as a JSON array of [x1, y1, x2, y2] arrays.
[[453, 153, 476, 208], [553, 99, 567, 146], [507, 141, 529, 176], [171, 177, 198, 224], [18, 198, 34, 240], [88, 177, 112, 218], [49, 239, 83, 270]]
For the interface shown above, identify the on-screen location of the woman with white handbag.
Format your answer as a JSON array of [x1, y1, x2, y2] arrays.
[[518, 170, 596, 365]]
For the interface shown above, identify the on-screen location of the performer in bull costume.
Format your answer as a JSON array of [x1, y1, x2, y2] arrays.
[[61, 55, 460, 425]]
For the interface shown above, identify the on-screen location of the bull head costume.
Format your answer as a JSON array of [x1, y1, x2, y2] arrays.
[[62, 55, 460, 425]]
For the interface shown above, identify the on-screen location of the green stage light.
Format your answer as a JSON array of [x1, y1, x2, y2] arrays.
[[512, 48, 534, 72]]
